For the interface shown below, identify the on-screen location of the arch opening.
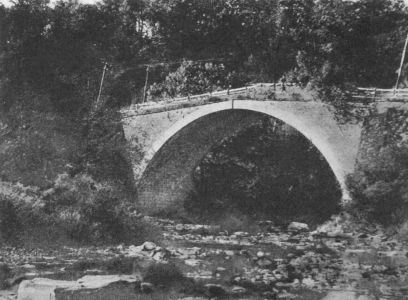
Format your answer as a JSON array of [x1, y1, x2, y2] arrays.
[[184, 116, 342, 225], [137, 106, 349, 223]]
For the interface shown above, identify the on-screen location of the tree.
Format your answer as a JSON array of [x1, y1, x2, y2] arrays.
[[146, 0, 285, 80], [148, 60, 247, 99], [284, 0, 408, 89]]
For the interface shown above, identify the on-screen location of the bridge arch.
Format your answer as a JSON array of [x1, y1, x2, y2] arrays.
[[136, 100, 360, 214]]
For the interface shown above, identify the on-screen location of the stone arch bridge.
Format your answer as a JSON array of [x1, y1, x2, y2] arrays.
[[121, 84, 408, 214]]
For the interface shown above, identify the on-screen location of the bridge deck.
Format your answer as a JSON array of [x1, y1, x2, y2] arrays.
[[121, 83, 408, 117]]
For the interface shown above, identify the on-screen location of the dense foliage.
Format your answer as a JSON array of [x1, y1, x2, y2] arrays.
[[1, 0, 407, 111], [147, 60, 248, 100], [347, 146, 408, 225], [0, 174, 155, 245]]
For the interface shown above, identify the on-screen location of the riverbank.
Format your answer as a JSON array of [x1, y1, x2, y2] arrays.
[[1, 214, 408, 299]]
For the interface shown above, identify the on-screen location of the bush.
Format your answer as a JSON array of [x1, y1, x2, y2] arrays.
[[0, 183, 142, 247], [79, 109, 136, 194], [45, 173, 143, 243], [0, 263, 11, 290], [147, 60, 250, 100], [347, 144, 408, 225], [0, 196, 21, 242], [0, 191, 52, 246]]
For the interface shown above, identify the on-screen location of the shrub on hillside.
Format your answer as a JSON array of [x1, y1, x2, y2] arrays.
[[45, 173, 147, 243], [79, 109, 136, 195], [0, 193, 48, 245], [0, 196, 21, 242], [347, 144, 408, 225]]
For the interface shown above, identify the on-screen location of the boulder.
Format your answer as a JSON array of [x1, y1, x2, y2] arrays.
[[142, 242, 157, 251], [17, 278, 75, 300], [18, 275, 141, 300]]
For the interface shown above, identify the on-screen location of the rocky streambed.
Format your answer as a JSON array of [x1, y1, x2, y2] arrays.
[[1, 214, 408, 299]]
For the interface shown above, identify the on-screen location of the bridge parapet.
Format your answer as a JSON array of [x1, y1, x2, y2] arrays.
[[352, 87, 408, 102], [121, 83, 315, 117], [121, 83, 408, 118]]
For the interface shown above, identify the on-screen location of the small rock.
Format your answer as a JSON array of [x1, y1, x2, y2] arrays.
[[302, 277, 316, 288], [143, 242, 157, 251], [288, 222, 309, 232], [292, 279, 300, 286], [257, 251, 265, 258], [175, 224, 184, 231], [234, 231, 249, 237], [20, 264, 36, 270], [184, 259, 202, 267], [151, 251, 166, 261], [128, 245, 144, 255], [257, 258, 274, 268], [231, 276, 241, 284], [140, 282, 154, 293], [231, 285, 247, 295]]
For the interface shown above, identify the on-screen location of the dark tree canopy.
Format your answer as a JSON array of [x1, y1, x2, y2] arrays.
[[1, 0, 407, 114]]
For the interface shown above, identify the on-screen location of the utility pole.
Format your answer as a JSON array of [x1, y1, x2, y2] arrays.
[[96, 62, 108, 108], [142, 65, 150, 103], [395, 32, 408, 92]]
